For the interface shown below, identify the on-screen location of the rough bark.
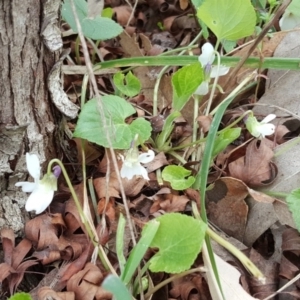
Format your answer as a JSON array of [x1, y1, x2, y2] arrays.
[[0, 0, 60, 235]]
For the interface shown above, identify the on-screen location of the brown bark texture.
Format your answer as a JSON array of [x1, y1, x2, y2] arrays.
[[0, 0, 60, 234]]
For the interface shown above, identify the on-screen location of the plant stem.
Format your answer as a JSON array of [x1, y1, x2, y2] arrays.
[[47, 159, 116, 274], [262, 191, 288, 198], [206, 226, 265, 281]]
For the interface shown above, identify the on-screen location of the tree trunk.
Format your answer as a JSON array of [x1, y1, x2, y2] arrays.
[[0, 0, 62, 235]]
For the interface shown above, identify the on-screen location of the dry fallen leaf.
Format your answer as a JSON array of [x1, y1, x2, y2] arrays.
[[67, 262, 112, 300], [0, 228, 37, 295], [38, 286, 75, 300], [206, 177, 248, 241], [228, 139, 277, 187], [205, 253, 260, 300]]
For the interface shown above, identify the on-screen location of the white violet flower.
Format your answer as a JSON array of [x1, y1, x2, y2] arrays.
[[15, 153, 61, 214], [194, 42, 230, 95], [244, 114, 276, 139], [120, 147, 155, 180]]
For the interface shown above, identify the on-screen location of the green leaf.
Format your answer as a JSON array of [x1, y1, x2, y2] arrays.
[[162, 165, 195, 190], [113, 72, 141, 97], [172, 63, 204, 111], [222, 40, 237, 53], [62, 0, 123, 40], [102, 275, 132, 300], [73, 96, 152, 149], [197, 0, 256, 41], [102, 7, 114, 18], [8, 293, 32, 300], [116, 214, 127, 274], [121, 219, 160, 284], [191, 0, 204, 9], [286, 188, 300, 232], [148, 213, 207, 273], [212, 127, 241, 157]]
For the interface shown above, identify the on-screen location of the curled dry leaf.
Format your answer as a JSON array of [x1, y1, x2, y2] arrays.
[[94, 172, 147, 198], [38, 286, 75, 300], [25, 214, 61, 250], [64, 186, 86, 234], [228, 139, 277, 187], [150, 192, 190, 214], [206, 177, 248, 241], [59, 243, 93, 288], [113, 5, 134, 26], [247, 249, 279, 299], [169, 274, 211, 300], [97, 198, 116, 224], [274, 124, 290, 144], [0, 228, 37, 295], [32, 248, 61, 265], [67, 263, 112, 300], [279, 227, 300, 290]]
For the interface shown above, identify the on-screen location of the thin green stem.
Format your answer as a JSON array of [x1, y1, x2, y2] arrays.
[[168, 151, 187, 164], [262, 191, 289, 198], [206, 227, 265, 281], [88, 178, 101, 225], [47, 159, 115, 273], [205, 51, 222, 115], [94, 56, 300, 71]]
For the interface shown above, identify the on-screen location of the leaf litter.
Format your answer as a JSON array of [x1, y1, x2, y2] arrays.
[[4, 1, 300, 299]]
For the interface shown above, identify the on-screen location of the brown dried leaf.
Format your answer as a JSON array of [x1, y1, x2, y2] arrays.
[[32, 248, 61, 265], [247, 248, 279, 299], [72, 138, 103, 165], [25, 214, 60, 250], [64, 184, 87, 234], [97, 198, 116, 223], [143, 151, 168, 173], [38, 286, 75, 300], [0, 229, 37, 295], [0, 263, 14, 281], [67, 263, 112, 300], [151, 192, 190, 214], [179, 0, 189, 10], [247, 188, 275, 203], [94, 173, 147, 199], [206, 177, 248, 241], [9, 259, 39, 295], [59, 243, 93, 286], [1, 228, 15, 265], [228, 139, 277, 187], [113, 6, 134, 26], [170, 274, 211, 300], [275, 124, 290, 144], [197, 115, 212, 133], [58, 234, 87, 260]]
